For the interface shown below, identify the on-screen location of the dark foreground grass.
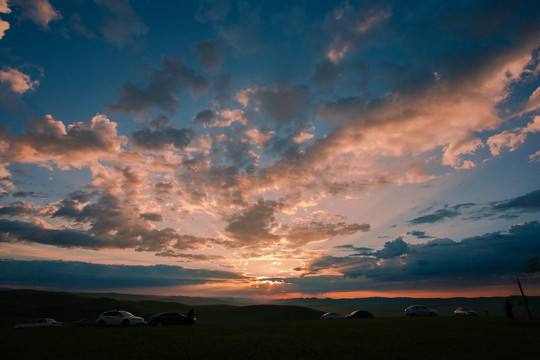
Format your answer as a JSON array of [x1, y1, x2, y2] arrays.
[[2, 316, 538, 360]]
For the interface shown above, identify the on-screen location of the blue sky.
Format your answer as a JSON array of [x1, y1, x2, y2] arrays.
[[0, 0, 539, 298]]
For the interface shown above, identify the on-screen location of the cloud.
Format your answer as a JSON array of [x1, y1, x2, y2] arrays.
[[409, 190, 540, 225], [0, 0, 10, 14], [0, 218, 113, 249], [294, 221, 540, 292], [131, 126, 196, 151], [194, 40, 225, 73], [312, 60, 343, 90], [140, 212, 163, 222], [0, 259, 244, 290], [49, 192, 206, 252], [487, 116, 540, 156], [284, 220, 370, 247], [0, 66, 39, 94], [195, 0, 229, 23], [407, 230, 431, 239], [409, 207, 461, 225], [248, 83, 311, 126], [0, 114, 127, 171], [94, 0, 147, 46], [69, 13, 95, 39], [155, 250, 224, 262], [0, 19, 9, 40], [323, 2, 391, 63], [194, 109, 216, 124], [490, 189, 540, 213], [12, 0, 61, 30], [221, 198, 370, 249], [107, 56, 210, 115], [222, 199, 282, 248]]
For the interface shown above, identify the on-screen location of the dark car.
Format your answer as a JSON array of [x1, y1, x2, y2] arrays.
[[345, 310, 373, 319], [72, 318, 97, 327], [148, 312, 196, 326]]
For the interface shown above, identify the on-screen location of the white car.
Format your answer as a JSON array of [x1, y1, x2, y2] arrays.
[[96, 310, 146, 327], [454, 307, 478, 316], [405, 305, 437, 316], [320, 312, 344, 320], [14, 318, 63, 329]]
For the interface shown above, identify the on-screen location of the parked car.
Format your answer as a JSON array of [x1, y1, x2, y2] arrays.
[[320, 312, 344, 320], [72, 318, 97, 327], [96, 310, 146, 327], [148, 312, 196, 326], [345, 310, 373, 319], [454, 307, 478, 316], [405, 305, 437, 316], [14, 318, 62, 329]]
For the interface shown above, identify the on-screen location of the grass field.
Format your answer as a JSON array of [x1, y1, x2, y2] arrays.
[[2, 316, 539, 359], [1, 290, 539, 359]]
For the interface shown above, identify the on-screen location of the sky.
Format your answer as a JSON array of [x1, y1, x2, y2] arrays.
[[0, 0, 540, 299]]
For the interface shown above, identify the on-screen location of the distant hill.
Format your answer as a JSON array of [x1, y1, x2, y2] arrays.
[[2, 289, 538, 324], [0, 289, 323, 324]]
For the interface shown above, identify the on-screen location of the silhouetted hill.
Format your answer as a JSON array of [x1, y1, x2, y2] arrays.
[[2, 289, 538, 323], [0, 290, 322, 324]]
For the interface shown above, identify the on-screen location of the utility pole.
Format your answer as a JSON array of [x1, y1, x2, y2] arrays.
[[517, 278, 533, 320]]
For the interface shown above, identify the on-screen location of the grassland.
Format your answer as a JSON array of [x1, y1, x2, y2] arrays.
[[1, 290, 539, 359], [2, 316, 539, 359]]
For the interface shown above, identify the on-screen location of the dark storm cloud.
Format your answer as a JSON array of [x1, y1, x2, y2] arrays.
[[0, 259, 244, 290], [290, 221, 540, 293], [131, 127, 196, 151], [193, 40, 225, 72], [107, 56, 210, 115]]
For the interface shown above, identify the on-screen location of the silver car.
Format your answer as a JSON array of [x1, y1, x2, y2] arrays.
[[454, 307, 478, 316], [96, 310, 146, 327], [14, 318, 63, 329], [405, 305, 437, 316], [320, 312, 344, 320]]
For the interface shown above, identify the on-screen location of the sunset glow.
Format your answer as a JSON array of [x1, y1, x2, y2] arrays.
[[1, 0, 540, 300]]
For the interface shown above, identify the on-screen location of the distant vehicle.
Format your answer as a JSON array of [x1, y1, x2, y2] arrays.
[[345, 310, 373, 319], [454, 307, 478, 316], [405, 305, 437, 317], [320, 312, 344, 320], [14, 318, 63, 329], [72, 318, 97, 327], [148, 312, 196, 326], [96, 310, 146, 327]]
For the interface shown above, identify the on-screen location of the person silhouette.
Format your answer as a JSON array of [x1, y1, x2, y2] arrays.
[[504, 300, 514, 319]]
